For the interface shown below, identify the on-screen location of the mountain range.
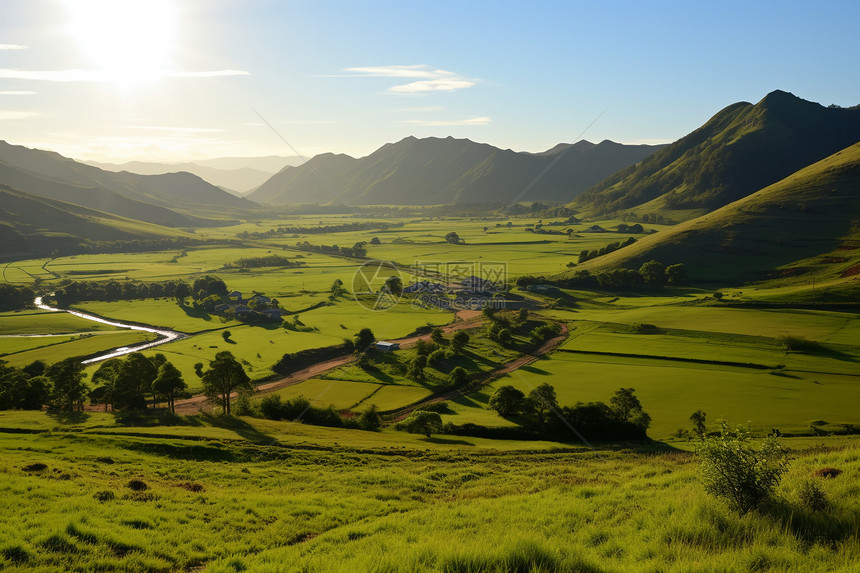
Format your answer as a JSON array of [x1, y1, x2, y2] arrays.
[[248, 137, 664, 205], [573, 90, 860, 219], [85, 156, 303, 195], [570, 142, 860, 285]]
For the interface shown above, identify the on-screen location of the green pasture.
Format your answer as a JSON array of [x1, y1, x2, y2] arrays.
[[0, 421, 857, 573], [0, 334, 81, 357], [270, 378, 381, 410], [1, 331, 156, 368], [482, 351, 860, 438], [0, 311, 119, 334]]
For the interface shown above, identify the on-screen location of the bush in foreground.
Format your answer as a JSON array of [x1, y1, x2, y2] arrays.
[[696, 421, 790, 515]]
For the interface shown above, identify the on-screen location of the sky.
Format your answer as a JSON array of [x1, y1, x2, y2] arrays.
[[0, 0, 858, 163]]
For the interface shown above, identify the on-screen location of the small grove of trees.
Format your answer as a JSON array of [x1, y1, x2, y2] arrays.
[[294, 240, 368, 258], [0, 284, 35, 312], [256, 394, 382, 431], [578, 237, 636, 263], [90, 352, 188, 412], [223, 255, 304, 269], [517, 261, 687, 292], [444, 232, 464, 245], [486, 384, 651, 440], [397, 410, 443, 438], [0, 360, 51, 410], [696, 421, 790, 514], [52, 279, 196, 307], [201, 351, 253, 415]]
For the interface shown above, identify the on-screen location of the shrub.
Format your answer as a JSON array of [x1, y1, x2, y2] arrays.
[[798, 480, 828, 511], [93, 490, 115, 502], [696, 422, 790, 514], [777, 335, 824, 353], [489, 385, 526, 417], [399, 411, 443, 438], [358, 405, 382, 431], [414, 401, 452, 414], [127, 479, 148, 492], [427, 349, 449, 369]]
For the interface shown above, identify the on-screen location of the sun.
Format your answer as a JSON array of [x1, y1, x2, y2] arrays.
[[63, 0, 177, 86]]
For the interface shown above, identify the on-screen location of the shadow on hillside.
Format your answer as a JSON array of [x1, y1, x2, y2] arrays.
[[518, 364, 550, 375], [761, 498, 860, 544], [113, 409, 202, 427], [358, 365, 394, 383], [46, 410, 90, 425], [179, 304, 213, 322], [426, 436, 474, 446], [203, 413, 278, 445]]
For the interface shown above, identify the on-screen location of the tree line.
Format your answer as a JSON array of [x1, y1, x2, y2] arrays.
[[51, 274, 230, 306], [518, 260, 687, 291], [294, 240, 368, 258], [0, 349, 252, 415], [237, 221, 400, 240]]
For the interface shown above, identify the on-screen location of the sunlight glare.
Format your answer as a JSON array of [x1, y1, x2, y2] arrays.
[[64, 0, 177, 86]]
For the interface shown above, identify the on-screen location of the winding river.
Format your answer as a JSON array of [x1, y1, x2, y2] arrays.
[[33, 296, 187, 364]]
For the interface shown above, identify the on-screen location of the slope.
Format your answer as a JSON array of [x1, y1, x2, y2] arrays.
[[249, 136, 663, 205], [0, 160, 200, 227], [574, 90, 860, 218], [567, 143, 860, 284], [0, 184, 187, 258], [0, 141, 255, 215]]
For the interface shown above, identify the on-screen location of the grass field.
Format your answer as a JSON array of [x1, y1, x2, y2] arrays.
[[0, 415, 857, 573]]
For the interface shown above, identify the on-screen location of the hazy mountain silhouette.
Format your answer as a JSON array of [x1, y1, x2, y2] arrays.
[[249, 136, 663, 205]]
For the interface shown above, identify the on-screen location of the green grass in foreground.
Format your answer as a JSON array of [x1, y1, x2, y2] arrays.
[[0, 418, 857, 573]]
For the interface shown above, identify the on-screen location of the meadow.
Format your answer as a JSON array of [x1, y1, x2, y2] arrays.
[[0, 415, 858, 573]]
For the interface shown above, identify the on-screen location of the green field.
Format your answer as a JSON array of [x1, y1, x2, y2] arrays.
[[0, 416, 857, 572]]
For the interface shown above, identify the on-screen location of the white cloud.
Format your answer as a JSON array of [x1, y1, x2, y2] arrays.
[[0, 110, 40, 120], [403, 116, 491, 126], [120, 125, 225, 133], [395, 106, 445, 112], [338, 65, 477, 93], [0, 68, 249, 82], [0, 90, 37, 95], [0, 44, 27, 50]]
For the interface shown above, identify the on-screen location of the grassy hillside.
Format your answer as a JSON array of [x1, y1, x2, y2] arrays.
[[0, 185, 188, 258], [567, 143, 860, 284], [249, 137, 663, 205], [0, 419, 857, 572], [573, 91, 860, 219], [0, 141, 255, 219]]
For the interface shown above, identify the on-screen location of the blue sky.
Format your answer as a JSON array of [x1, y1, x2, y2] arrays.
[[0, 0, 857, 163]]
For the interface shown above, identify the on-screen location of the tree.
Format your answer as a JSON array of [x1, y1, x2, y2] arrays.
[[47, 358, 88, 411], [194, 362, 204, 378], [90, 358, 123, 411], [496, 328, 513, 347], [354, 328, 375, 352], [222, 330, 232, 342], [639, 260, 666, 286], [444, 231, 463, 245], [609, 387, 651, 430], [370, 237, 381, 245], [404, 410, 443, 438], [451, 331, 469, 354], [489, 385, 526, 417], [384, 275, 403, 297], [113, 352, 157, 410], [528, 383, 558, 428], [174, 281, 192, 304], [697, 422, 790, 514], [330, 279, 345, 298], [201, 351, 253, 415], [430, 328, 445, 345], [0, 363, 51, 410], [448, 366, 468, 386], [152, 362, 187, 414], [408, 355, 427, 380], [665, 263, 687, 285], [691, 409, 707, 438], [517, 308, 528, 324], [358, 404, 381, 431]]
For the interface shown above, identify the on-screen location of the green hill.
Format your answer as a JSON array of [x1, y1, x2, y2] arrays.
[[249, 137, 663, 205], [567, 142, 860, 285], [0, 141, 256, 219], [0, 184, 187, 259], [573, 91, 860, 219]]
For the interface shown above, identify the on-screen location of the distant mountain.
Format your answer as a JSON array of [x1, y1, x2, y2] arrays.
[[85, 156, 302, 194], [569, 142, 860, 283], [0, 184, 184, 258], [0, 141, 257, 225], [574, 90, 860, 218], [249, 137, 663, 205]]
